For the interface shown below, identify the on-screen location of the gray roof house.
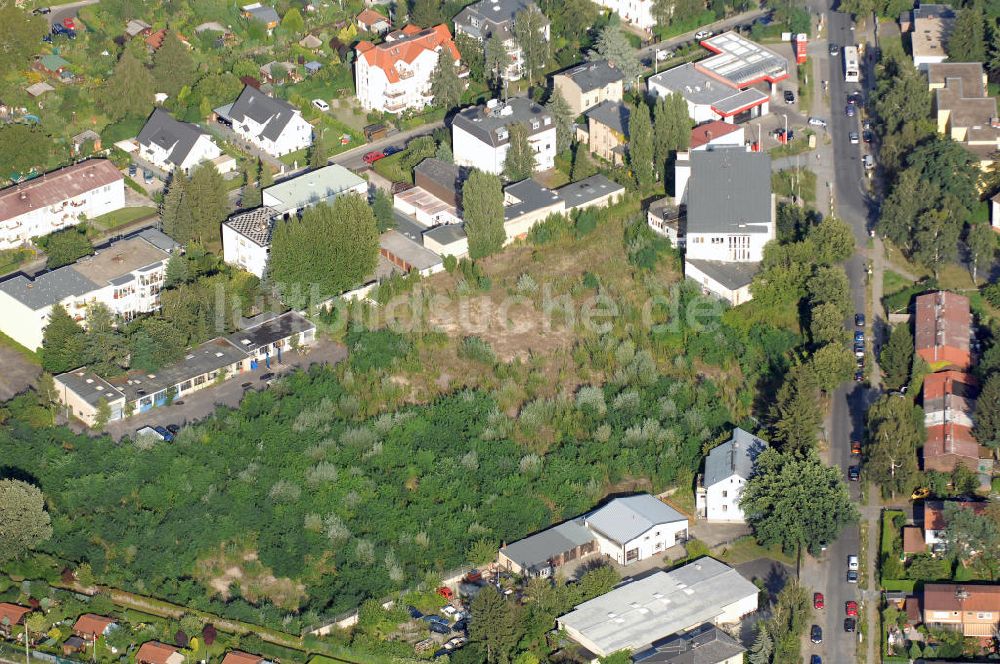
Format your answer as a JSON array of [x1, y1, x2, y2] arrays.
[[224, 86, 299, 143], [454, 0, 548, 42], [698, 428, 768, 523], [584, 494, 688, 548], [632, 624, 746, 664], [498, 520, 597, 577], [136, 108, 219, 172], [453, 97, 553, 148], [585, 100, 630, 136]]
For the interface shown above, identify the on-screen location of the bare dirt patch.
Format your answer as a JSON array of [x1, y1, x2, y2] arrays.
[[195, 542, 307, 610]]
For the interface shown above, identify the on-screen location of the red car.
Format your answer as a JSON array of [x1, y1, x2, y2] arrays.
[[813, 592, 824, 609], [62, 17, 76, 29], [846, 600, 858, 617], [363, 150, 386, 165], [851, 440, 862, 455]]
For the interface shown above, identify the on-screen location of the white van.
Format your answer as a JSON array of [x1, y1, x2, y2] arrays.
[[848, 554, 859, 570]]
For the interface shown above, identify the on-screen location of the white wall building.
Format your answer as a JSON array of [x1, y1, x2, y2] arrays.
[[452, 98, 556, 175], [583, 494, 688, 565], [0, 160, 124, 251], [355, 25, 463, 114], [136, 109, 224, 174], [697, 428, 768, 523], [223, 165, 368, 278], [590, 0, 655, 31], [453, 0, 549, 82], [0, 229, 176, 351], [216, 86, 313, 158], [680, 147, 775, 306], [557, 557, 759, 658]]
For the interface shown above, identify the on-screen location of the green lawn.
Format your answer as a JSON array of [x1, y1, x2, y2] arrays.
[[0, 247, 35, 276], [882, 269, 913, 296], [279, 147, 310, 168], [717, 536, 795, 566], [797, 62, 812, 114], [0, 329, 40, 364], [372, 152, 411, 183], [89, 206, 157, 231], [772, 167, 817, 204], [769, 136, 815, 158]]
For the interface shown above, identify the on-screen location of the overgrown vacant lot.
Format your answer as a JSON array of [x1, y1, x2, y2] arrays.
[[0, 205, 801, 632]]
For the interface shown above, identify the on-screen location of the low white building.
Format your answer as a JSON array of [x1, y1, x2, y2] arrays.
[[681, 147, 775, 306], [992, 192, 1000, 230], [556, 557, 759, 658], [590, 0, 654, 31], [453, 0, 549, 82], [355, 24, 463, 114], [222, 164, 368, 278], [452, 98, 557, 175], [583, 494, 688, 565], [697, 428, 768, 523], [136, 109, 224, 174], [216, 86, 313, 158], [0, 160, 125, 251], [0, 229, 176, 351]]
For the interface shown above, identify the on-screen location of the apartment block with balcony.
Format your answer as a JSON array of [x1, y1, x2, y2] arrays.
[[0, 160, 124, 251], [355, 24, 464, 114], [454, 0, 549, 82], [452, 97, 557, 175]]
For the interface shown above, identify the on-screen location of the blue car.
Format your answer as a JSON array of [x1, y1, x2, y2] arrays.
[[153, 426, 175, 442], [854, 331, 864, 343], [811, 656, 822, 664], [383, 145, 402, 156]]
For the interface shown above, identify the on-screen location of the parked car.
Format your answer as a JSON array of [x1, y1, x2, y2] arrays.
[[912, 487, 931, 500], [51, 24, 68, 35], [165, 424, 180, 435], [128, 163, 138, 177], [63, 17, 76, 29], [428, 622, 450, 635], [441, 606, 458, 618], [311, 99, 330, 111], [847, 569, 859, 583], [849, 131, 860, 144], [363, 150, 386, 165], [863, 154, 875, 171], [855, 330, 864, 343], [32, 6, 51, 14], [383, 145, 402, 156], [153, 426, 174, 442], [846, 104, 856, 117], [851, 440, 862, 455], [452, 619, 468, 633], [848, 465, 860, 481], [829, 43, 840, 56], [259, 372, 275, 381], [848, 555, 860, 571], [783, 90, 795, 104], [855, 313, 865, 327], [811, 656, 822, 664], [656, 49, 673, 61], [436, 586, 453, 600], [808, 117, 827, 127], [810, 625, 822, 644], [142, 169, 153, 183], [813, 592, 824, 609], [407, 605, 422, 619], [846, 600, 858, 617], [241, 382, 253, 389], [854, 344, 865, 357], [694, 29, 712, 40], [863, 130, 874, 143], [854, 370, 864, 382], [845, 617, 857, 632]]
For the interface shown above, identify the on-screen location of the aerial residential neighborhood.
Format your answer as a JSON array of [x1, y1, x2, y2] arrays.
[[0, 0, 999, 663]]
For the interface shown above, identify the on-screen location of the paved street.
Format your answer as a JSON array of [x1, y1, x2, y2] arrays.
[[331, 120, 445, 171], [636, 9, 768, 64], [44, 0, 99, 28]]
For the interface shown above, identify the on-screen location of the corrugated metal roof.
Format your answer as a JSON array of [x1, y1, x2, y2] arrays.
[[585, 494, 686, 545], [499, 520, 595, 572]]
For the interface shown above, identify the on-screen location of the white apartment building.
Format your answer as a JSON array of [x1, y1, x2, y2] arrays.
[[453, 0, 549, 82], [452, 98, 556, 175], [222, 164, 368, 278], [136, 109, 224, 174], [216, 86, 312, 158], [355, 24, 463, 114], [679, 147, 775, 306], [583, 494, 689, 565], [0, 160, 124, 251], [0, 229, 177, 351], [696, 428, 768, 523]]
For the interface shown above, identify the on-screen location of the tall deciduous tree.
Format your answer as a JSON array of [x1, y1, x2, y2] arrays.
[[40, 304, 86, 374], [545, 88, 574, 154], [101, 50, 154, 120], [161, 171, 196, 242], [588, 26, 642, 90], [513, 5, 548, 85], [975, 373, 1000, 448], [809, 217, 855, 264], [966, 221, 995, 283], [0, 479, 53, 562], [809, 302, 849, 346], [456, 32, 484, 83], [44, 225, 94, 269], [410, 0, 444, 29], [865, 395, 921, 496], [463, 170, 505, 259], [628, 101, 654, 189], [880, 324, 913, 391], [808, 343, 855, 393], [741, 448, 857, 555], [469, 586, 521, 664], [769, 365, 821, 453], [484, 35, 509, 94], [430, 48, 464, 111], [269, 194, 379, 307], [948, 7, 986, 63], [152, 31, 196, 97], [878, 168, 922, 251], [0, 4, 48, 74], [503, 123, 536, 182], [941, 502, 1000, 579], [187, 162, 228, 245], [912, 208, 960, 278], [84, 302, 129, 375]]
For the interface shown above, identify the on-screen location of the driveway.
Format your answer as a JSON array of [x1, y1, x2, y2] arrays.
[[0, 346, 41, 401], [104, 338, 346, 440]]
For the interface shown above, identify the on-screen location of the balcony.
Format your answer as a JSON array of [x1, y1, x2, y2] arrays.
[[384, 89, 406, 98], [385, 101, 407, 112]]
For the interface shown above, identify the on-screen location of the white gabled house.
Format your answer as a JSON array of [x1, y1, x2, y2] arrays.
[[697, 428, 768, 523], [136, 108, 224, 174], [583, 494, 689, 565], [216, 86, 313, 158]]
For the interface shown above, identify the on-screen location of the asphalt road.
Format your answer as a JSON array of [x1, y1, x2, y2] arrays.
[[45, 0, 99, 28], [637, 8, 768, 65], [330, 120, 445, 170], [807, 6, 882, 664]]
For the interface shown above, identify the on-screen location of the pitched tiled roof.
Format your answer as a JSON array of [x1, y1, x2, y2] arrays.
[[136, 642, 180, 664], [73, 614, 115, 638], [924, 583, 1000, 613], [924, 500, 988, 530], [0, 603, 30, 626], [357, 8, 388, 27], [356, 24, 459, 84], [690, 120, 742, 149], [221, 652, 264, 664], [0, 160, 122, 224]]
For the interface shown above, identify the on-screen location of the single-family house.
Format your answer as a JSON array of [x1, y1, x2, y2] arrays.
[[915, 291, 971, 371], [216, 85, 313, 157], [584, 494, 689, 565], [73, 614, 117, 642], [0, 604, 30, 637], [125, 19, 152, 38], [357, 8, 391, 34], [137, 109, 224, 174], [452, 98, 556, 174], [927, 63, 1000, 169], [241, 3, 280, 30], [454, 0, 549, 82], [136, 642, 185, 664], [552, 60, 624, 116], [221, 652, 266, 664], [0, 159, 125, 251], [696, 428, 768, 523], [923, 584, 1000, 637], [259, 61, 301, 85], [906, 4, 955, 70], [632, 624, 746, 664], [922, 500, 989, 550], [649, 33, 786, 124], [355, 24, 463, 114], [556, 557, 758, 658], [584, 100, 629, 164], [681, 147, 775, 305], [498, 520, 598, 578]]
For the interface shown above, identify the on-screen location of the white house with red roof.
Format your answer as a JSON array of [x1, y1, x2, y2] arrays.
[[690, 120, 745, 151], [355, 24, 463, 114]]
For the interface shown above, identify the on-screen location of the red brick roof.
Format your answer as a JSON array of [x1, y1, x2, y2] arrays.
[[905, 596, 922, 623], [924, 583, 1000, 613], [0, 160, 122, 223], [73, 614, 115, 639], [924, 500, 988, 530], [915, 291, 971, 371], [924, 422, 980, 468], [689, 120, 742, 150], [136, 642, 180, 664], [0, 603, 30, 626], [903, 526, 926, 554], [221, 651, 264, 664], [356, 8, 388, 28], [356, 24, 459, 84]]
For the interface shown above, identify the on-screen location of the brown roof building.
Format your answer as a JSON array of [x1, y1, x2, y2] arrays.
[[221, 651, 265, 664], [136, 642, 185, 664], [915, 291, 971, 371], [903, 526, 926, 554], [921, 371, 990, 476], [73, 614, 116, 641], [0, 159, 123, 225], [0, 603, 30, 635], [928, 62, 1000, 168], [923, 584, 1000, 636]]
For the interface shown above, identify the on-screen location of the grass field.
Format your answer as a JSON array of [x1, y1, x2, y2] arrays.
[[882, 269, 912, 296], [90, 206, 157, 230], [0, 248, 35, 276], [772, 167, 817, 204], [717, 536, 796, 566]]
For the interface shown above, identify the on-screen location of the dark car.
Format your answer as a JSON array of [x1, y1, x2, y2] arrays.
[[856, 356, 864, 368], [863, 130, 874, 143], [783, 90, 795, 104], [407, 605, 422, 619], [42, 33, 52, 42], [851, 440, 862, 455], [855, 330, 864, 342], [848, 465, 860, 481], [847, 569, 859, 583], [51, 24, 68, 35], [855, 370, 864, 382], [173, 400, 184, 406], [810, 625, 822, 644], [383, 145, 402, 156], [241, 382, 253, 389], [845, 617, 857, 632], [855, 313, 865, 327], [166, 424, 180, 435], [32, 6, 51, 14], [811, 656, 822, 664], [829, 43, 840, 56], [846, 104, 855, 117], [452, 619, 468, 632], [154, 426, 174, 442], [259, 372, 275, 381], [428, 622, 450, 635]]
